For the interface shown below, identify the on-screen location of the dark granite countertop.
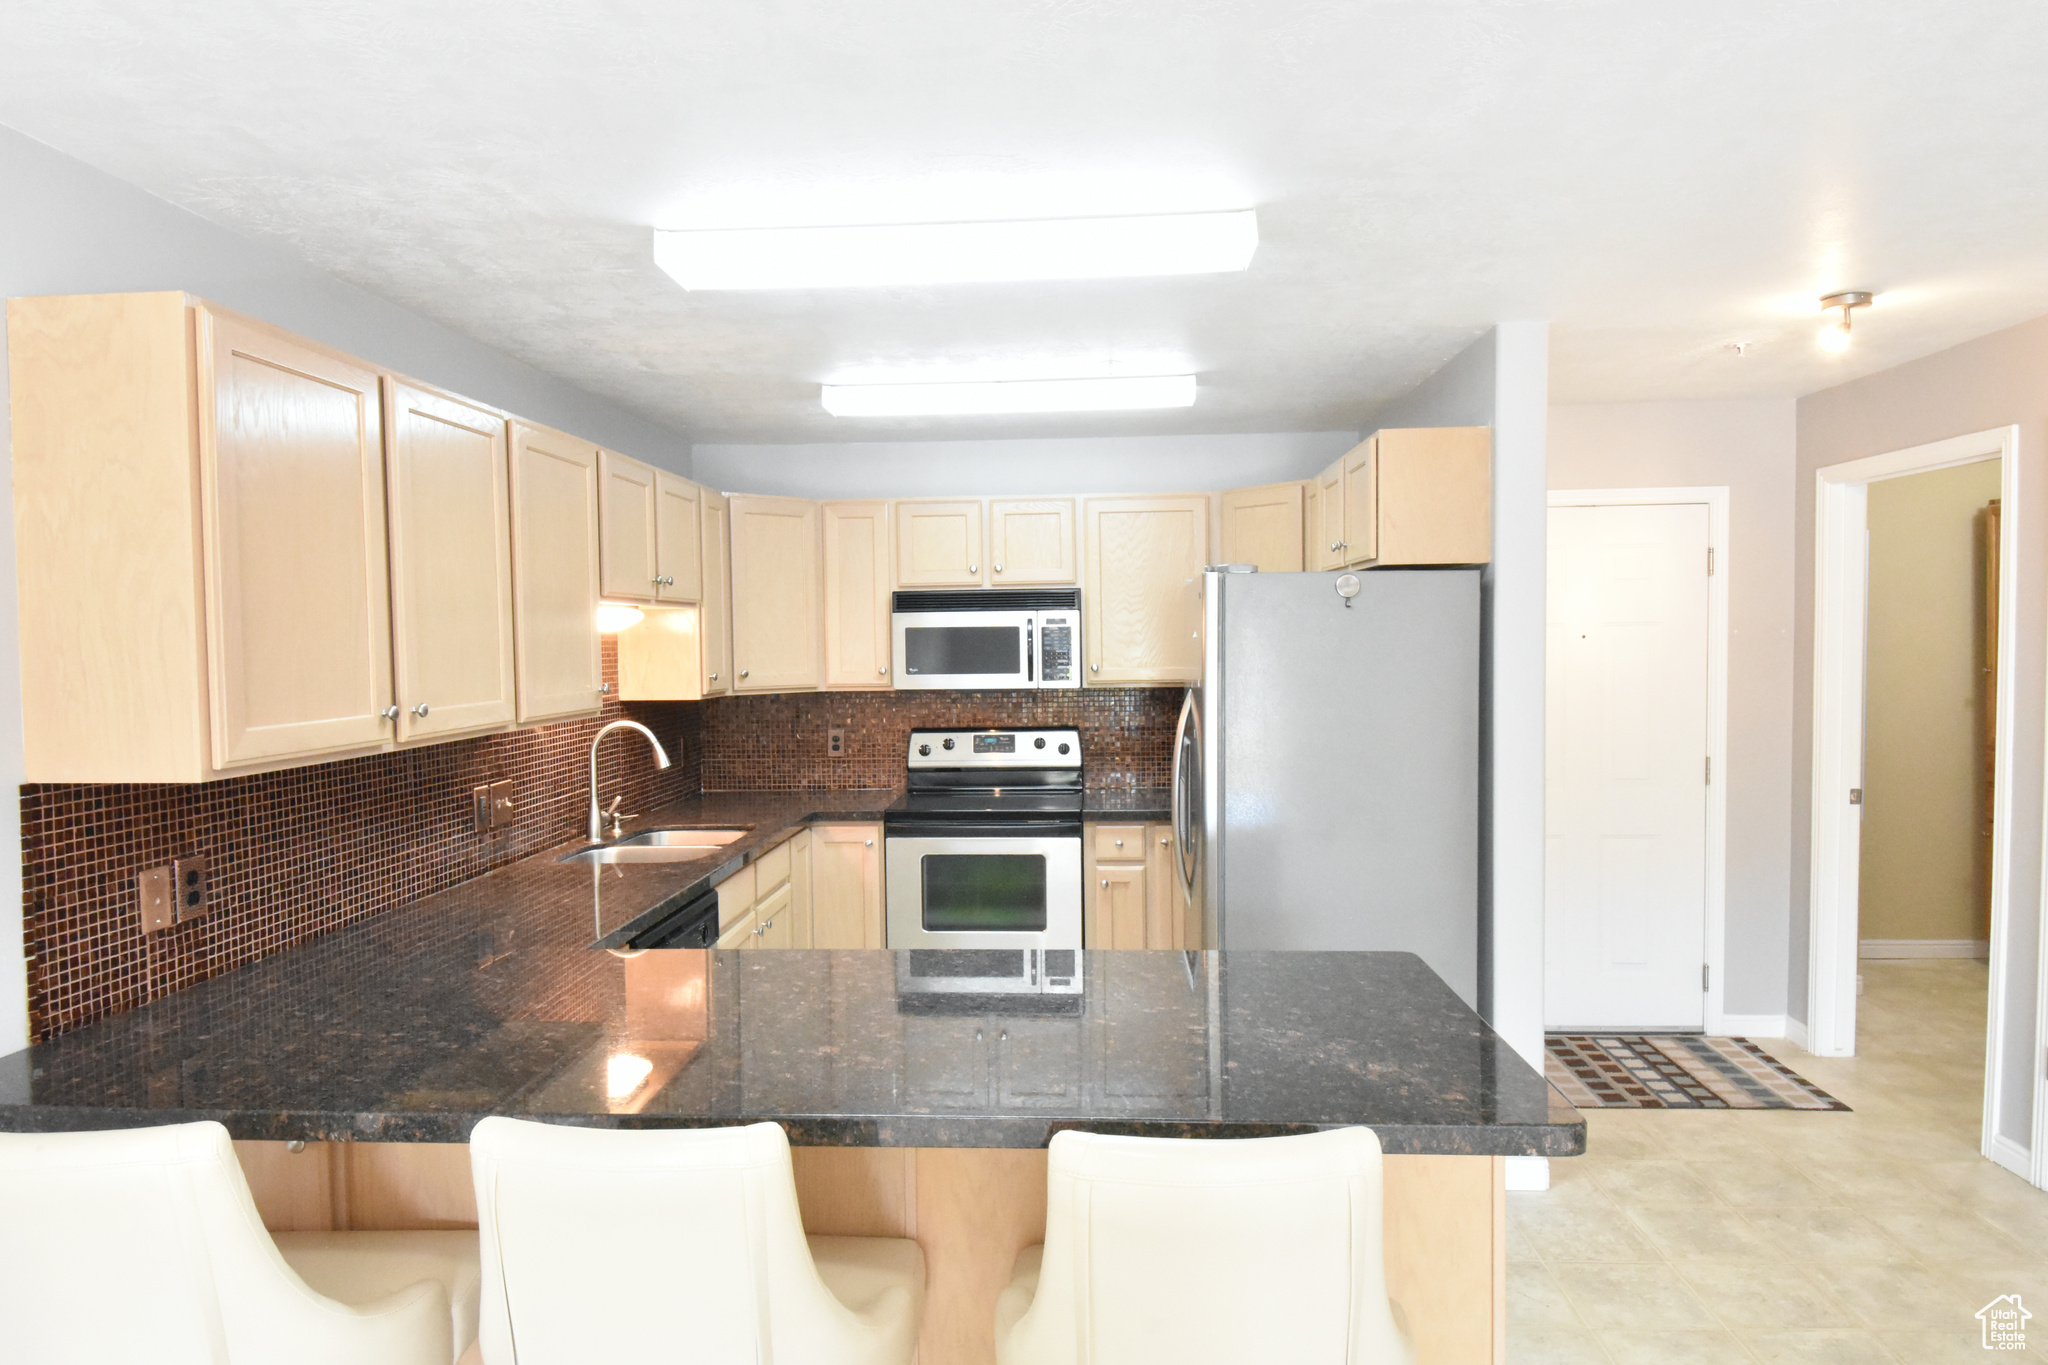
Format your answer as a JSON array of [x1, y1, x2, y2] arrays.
[[0, 788, 1581, 1157]]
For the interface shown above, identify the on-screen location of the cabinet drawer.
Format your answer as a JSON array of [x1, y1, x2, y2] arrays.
[[754, 837, 792, 895], [716, 863, 757, 930], [1092, 825, 1146, 862], [716, 908, 757, 950]]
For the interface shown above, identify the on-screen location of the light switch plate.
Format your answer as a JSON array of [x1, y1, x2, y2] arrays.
[[473, 780, 518, 834], [172, 854, 210, 923], [137, 865, 174, 934]]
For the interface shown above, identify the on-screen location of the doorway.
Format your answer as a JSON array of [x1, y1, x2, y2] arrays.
[[1544, 488, 1729, 1031], [1806, 426, 2027, 1181]]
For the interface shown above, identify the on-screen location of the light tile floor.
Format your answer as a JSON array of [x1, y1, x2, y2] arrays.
[[1511, 960, 2048, 1363]]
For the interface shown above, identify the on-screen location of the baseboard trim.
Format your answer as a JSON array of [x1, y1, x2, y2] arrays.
[[1988, 1133, 2032, 1180], [1707, 1013, 1787, 1038], [1504, 1156, 1550, 1191], [1785, 1016, 1810, 1050], [1859, 939, 1988, 959]]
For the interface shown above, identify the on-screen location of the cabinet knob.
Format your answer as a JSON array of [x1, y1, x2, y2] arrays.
[[412, 704, 430, 717], [1161, 836, 1170, 846], [739, 669, 749, 679], [879, 666, 889, 676], [1090, 663, 1099, 673], [975, 1029, 984, 1042], [1114, 839, 1123, 848], [709, 672, 718, 681], [865, 839, 874, 847], [999, 1030, 1008, 1042], [1100, 878, 1109, 888], [969, 563, 978, 574], [380, 706, 399, 722], [994, 562, 1003, 573]]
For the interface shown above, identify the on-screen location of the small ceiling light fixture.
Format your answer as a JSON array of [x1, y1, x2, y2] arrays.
[[655, 210, 1257, 291], [822, 373, 1197, 418], [1817, 291, 1873, 353]]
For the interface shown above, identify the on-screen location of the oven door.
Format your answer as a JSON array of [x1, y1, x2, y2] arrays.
[[892, 610, 1032, 690], [884, 826, 1083, 949]]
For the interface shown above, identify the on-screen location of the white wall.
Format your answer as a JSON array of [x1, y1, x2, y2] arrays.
[[692, 431, 1359, 498], [1548, 399, 1798, 1019], [0, 124, 692, 1055], [1363, 324, 1550, 1077]]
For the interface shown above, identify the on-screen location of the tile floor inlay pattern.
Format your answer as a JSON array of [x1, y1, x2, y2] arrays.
[[1512, 961, 2048, 1363], [1547, 1034, 1849, 1110]]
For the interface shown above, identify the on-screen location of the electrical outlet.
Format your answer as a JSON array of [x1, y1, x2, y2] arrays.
[[828, 727, 845, 757], [172, 854, 211, 923], [474, 780, 518, 834], [137, 865, 175, 934]]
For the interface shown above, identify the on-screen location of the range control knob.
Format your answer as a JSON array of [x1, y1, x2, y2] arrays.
[[1034, 737, 1046, 749], [1058, 742, 1070, 755], [942, 737, 955, 750], [918, 744, 931, 757]]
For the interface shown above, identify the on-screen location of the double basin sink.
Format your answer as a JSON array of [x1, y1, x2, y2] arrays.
[[559, 828, 747, 866]]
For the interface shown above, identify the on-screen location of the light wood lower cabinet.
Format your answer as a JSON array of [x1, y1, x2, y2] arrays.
[[754, 881, 795, 949], [821, 501, 892, 688], [717, 908, 758, 949], [507, 421, 603, 723], [1217, 481, 1306, 572], [790, 830, 814, 948], [382, 378, 517, 743], [1086, 822, 1187, 948], [1081, 495, 1209, 686], [729, 495, 821, 691], [812, 824, 884, 948]]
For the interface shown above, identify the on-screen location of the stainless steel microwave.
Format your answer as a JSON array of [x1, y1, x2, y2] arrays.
[[890, 589, 1080, 690]]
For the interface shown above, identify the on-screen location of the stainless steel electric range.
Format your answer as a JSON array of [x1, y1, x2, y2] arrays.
[[883, 728, 1084, 965]]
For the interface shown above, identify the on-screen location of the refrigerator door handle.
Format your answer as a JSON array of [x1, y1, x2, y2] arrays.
[[1173, 687, 1201, 893]]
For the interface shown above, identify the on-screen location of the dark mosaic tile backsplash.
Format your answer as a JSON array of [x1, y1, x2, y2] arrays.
[[21, 641, 701, 1042], [19, 661, 1178, 1042]]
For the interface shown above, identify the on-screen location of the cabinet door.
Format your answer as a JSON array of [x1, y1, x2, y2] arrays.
[[995, 1019, 1083, 1108], [1218, 482, 1306, 573], [507, 422, 603, 723], [383, 380, 517, 742], [1374, 426, 1493, 566], [821, 501, 892, 688], [812, 824, 882, 948], [755, 881, 795, 950], [989, 498, 1075, 585], [894, 499, 984, 586], [1090, 863, 1148, 949], [1144, 823, 1189, 949], [598, 449, 658, 602], [1314, 459, 1346, 571], [1082, 496, 1209, 685], [700, 490, 733, 695], [1341, 437, 1378, 567], [790, 830, 813, 949], [717, 908, 758, 950], [197, 307, 395, 767], [729, 495, 820, 691], [717, 863, 757, 937], [654, 472, 703, 604]]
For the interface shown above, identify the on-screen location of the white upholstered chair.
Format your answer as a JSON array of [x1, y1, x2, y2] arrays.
[[994, 1127, 1415, 1365], [467, 1117, 924, 1365], [0, 1121, 480, 1365]]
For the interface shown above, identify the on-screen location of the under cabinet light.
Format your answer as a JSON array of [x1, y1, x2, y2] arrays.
[[606, 1052, 654, 1100], [654, 210, 1257, 290], [822, 374, 1198, 417], [596, 603, 646, 633]]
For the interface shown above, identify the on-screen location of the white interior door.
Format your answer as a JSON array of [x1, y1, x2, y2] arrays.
[[1546, 502, 1711, 1030]]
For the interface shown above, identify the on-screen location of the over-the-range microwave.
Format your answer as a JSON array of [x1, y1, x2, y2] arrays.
[[891, 589, 1080, 690]]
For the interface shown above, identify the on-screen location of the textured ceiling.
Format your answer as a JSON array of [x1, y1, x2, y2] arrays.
[[5, 1, 2048, 441]]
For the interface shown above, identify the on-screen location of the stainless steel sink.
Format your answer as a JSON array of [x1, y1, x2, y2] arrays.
[[559, 829, 748, 866]]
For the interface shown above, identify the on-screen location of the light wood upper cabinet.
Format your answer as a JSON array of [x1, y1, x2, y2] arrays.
[[1217, 482, 1306, 572], [894, 499, 984, 586], [507, 421, 603, 724], [989, 498, 1076, 585], [821, 501, 892, 688], [1341, 439, 1379, 565], [598, 449, 658, 602], [1368, 426, 1492, 566], [382, 378, 516, 743], [811, 824, 883, 948], [200, 307, 399, 769], [655, 472, 703, 603], [1082, 495, 1209, 685], [729, 495, 821, 691], [700, 490, 733, 695], [1313, 459, 1346, 571]]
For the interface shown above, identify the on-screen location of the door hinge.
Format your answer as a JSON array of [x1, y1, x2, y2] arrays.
[[1849, 788, 1863, 805], [1707, 547, 1715, 576], [1702, 964, 1710, 992], [1704, 756, 1711, 785]]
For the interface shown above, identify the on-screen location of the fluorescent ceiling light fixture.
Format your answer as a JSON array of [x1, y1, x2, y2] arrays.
[[822, 374, 1197, 417], [655, 210, 1257, 290]]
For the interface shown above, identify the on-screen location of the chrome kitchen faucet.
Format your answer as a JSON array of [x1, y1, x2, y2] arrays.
[[586, 720, 672, 842]]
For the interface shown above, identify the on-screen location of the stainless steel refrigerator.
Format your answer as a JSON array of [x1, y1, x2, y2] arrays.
[[1169, 566, 1482, 1005]]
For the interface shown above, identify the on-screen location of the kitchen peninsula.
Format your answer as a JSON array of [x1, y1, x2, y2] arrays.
[[0, 795, 1580, 1365]]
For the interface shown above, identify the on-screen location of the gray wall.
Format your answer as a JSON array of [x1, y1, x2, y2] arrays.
[[0, 124, 692, 1053], [1796, 314, 2048, 1151], [1548, 399, 1798, 1019], [1362, 323, 1550, 1074], [691, 431, 1359, 498]]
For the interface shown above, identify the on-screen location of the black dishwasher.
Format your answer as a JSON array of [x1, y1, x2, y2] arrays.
[[626, 888, 721, 949]]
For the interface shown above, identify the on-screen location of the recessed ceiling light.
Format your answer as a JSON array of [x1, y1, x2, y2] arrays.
[[1817, 291, 1873, 352], [822, 374, 1198, 417], [655, 211, 1257, 290]]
